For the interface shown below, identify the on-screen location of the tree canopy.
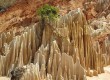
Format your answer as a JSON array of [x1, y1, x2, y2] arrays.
[[37, 4, 59, 20]]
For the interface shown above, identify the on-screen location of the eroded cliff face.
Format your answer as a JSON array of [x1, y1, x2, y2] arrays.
[[0, 0, 110, 80], [0, 9, 87, 80], [0, 0, 109, 33], [0, 0, 85, 33], [0, 8, 110, 80], [0, 0, 42, 33]]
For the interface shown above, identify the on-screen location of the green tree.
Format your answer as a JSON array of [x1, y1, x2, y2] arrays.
[[37, 4, 59, 43], [37, 4, 59, 57], [37, 4, 59, 31]]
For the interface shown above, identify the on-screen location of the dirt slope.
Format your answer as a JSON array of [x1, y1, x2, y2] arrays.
[[0, 0, 85, 33]]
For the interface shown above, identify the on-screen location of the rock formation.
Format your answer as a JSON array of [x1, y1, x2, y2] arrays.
[[0, 1, 110, 80]]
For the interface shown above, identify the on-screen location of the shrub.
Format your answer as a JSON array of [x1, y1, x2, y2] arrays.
[[37, 4, 59, 20], [0, 0, 16, 8]]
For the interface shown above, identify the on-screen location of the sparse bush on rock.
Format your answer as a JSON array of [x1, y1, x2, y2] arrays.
[[0, 0, 16, 9]]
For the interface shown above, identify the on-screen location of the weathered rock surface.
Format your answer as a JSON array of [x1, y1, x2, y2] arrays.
[[0, 0, 110, 80]]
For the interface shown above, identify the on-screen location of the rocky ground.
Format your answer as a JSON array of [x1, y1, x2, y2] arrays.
[[87, 66, 110, 80], [0, 77, 10, 80], [1, 66, 110, 80]]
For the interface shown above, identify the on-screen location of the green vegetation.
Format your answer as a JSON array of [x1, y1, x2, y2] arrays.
[[37, 4, 59, 39], [0, 0, 16, 8], [37, 4, 59, 21], [37, 4, 59, 51]]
